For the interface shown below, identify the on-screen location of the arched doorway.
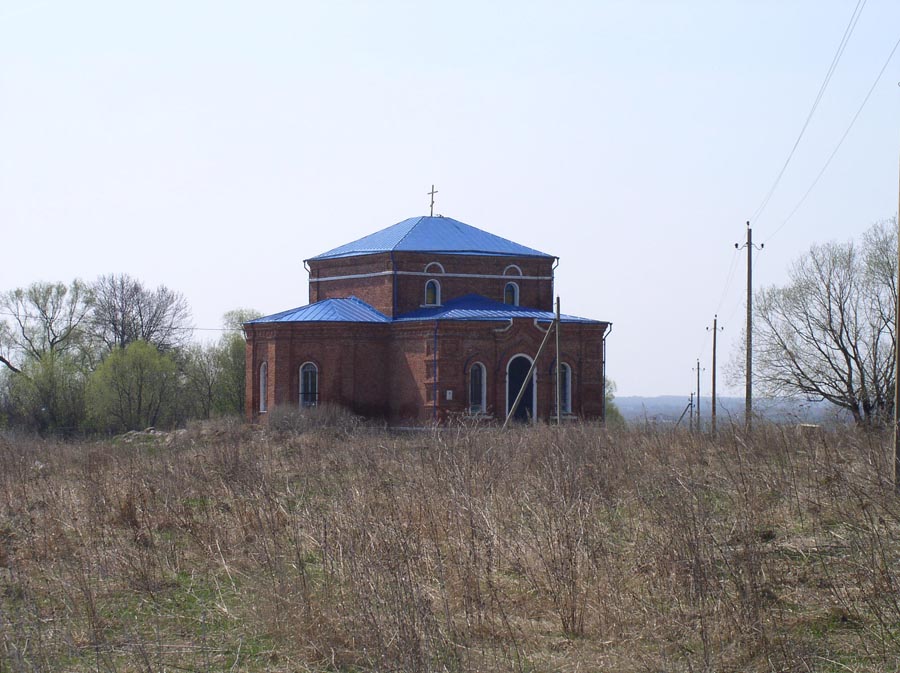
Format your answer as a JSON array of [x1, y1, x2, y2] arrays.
[[507, 355, 536, 422]]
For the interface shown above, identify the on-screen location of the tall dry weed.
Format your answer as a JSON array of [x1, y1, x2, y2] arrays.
[[1, 421, 899, 672]]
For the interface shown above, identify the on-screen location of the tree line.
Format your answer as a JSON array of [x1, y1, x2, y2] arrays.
[[0, 273, 258, 435], [6, 218, 894, 435]]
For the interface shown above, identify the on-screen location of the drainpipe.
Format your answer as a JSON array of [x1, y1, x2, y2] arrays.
[[390, 250, 398, 317], [432, 320, 440, 423], [493, 318, 513, 334], [303, 260, 313, 302], [550, 257, 559, 307]]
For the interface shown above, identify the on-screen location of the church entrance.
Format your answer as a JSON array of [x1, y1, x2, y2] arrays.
[[507, 355, 536, 422]]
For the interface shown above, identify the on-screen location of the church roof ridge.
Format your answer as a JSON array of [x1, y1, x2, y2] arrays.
[[307, 215, 555, 261], [390, 215, 426, 252]]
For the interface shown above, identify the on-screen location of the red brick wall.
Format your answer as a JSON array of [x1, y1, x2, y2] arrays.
[[392, 253, 555, 315], [245, 323, 391, 421], [307, 254, 394, 316], [388, 324, 435, 423], [307, 252, 556, 318], [428, 319, 607, 423], [248, 247, 607, 426], [313, 276, 394, 317], [246, 318, 607, 425]]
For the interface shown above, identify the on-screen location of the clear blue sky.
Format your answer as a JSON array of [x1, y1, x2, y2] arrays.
[[2, 0, 899, 396]]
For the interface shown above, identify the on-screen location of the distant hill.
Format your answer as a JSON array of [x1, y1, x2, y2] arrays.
[[613, 395, 853, 426]]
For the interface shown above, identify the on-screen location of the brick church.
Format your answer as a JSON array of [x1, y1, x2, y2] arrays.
[[244, 214, 611, 425]]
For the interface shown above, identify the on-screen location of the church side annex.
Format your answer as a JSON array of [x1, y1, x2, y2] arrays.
[[244, 215, 611, 425]]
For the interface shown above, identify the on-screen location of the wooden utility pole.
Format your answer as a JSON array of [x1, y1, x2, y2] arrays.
[[894, 127, 900, 491], [736, 222, 763, 431], [503, 318, 556, 429], [688, 391, 694, 432], [708, 315, 722, 434], [676, 395, 692, 429], [696, 359, 701, 432], [744, 223, 753, 431]]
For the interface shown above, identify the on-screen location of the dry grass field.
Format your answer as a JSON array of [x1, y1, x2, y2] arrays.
[[1, 413, 900, 672]]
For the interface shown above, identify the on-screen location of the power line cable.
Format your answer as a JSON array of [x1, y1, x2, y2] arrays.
[[719, 246, 766, 337], [764, 31, 900, 244], [697, 246, 759, 368], [714, 247, 740, 316], [0, 309, 239, 332], [750, 0, 867, 224], [708, 3, 866, 381]]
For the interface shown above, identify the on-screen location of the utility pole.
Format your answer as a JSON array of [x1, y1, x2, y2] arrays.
[[736, 222, 763, 431], [503, 317, 556, 430], [894, 110, 900, 491], [688, 391, 694, 432], [694, 359, 705, 433], [676, 395, 692, 429], [707, 315, 723, 434]]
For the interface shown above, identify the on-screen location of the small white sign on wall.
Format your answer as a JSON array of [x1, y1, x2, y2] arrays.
[[445, 390, 453, 401]]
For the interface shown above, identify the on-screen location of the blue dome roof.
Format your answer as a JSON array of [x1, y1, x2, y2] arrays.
[[308, 216, 554, 261]]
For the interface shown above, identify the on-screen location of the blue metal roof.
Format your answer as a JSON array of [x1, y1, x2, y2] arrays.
[[248, 297, 390, 324], [308, 216, 554, 261], [394, 295, 605, 325], [247, 295, 606, 326]]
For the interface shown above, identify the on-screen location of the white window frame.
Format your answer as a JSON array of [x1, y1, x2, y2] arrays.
[[503, 264, 523, 276], [424, 278, 441, 306], [300, 361, 318, 408], [504, 281, 520, 306]]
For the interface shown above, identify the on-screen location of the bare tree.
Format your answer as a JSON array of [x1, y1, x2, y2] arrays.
[[753, 219, 896, 425], [89, 273, 192, 352], [0, 322, 18, 373], [0, 281, 92, 433], [0, 280, 92, 371]]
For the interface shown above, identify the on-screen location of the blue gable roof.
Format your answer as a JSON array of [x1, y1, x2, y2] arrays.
[[308, 216, 554, 261], [248, 297, 391, 324]]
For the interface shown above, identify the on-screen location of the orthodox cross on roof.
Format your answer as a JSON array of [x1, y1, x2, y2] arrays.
[[427, 184, 438, 217]]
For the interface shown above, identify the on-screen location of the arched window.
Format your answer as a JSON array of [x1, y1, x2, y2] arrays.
[[425, 279, 441, 306], [507, 354, 536, 422], [504, 282, 519, 306], [259, 361, 268, 413], [469, 362, 486, 414], [300, 362, 318, 408], [560, 363, 572, 414]]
